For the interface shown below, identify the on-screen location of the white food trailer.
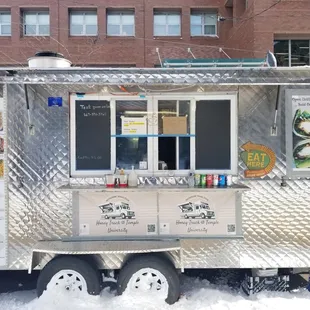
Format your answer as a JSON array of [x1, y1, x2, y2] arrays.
[[0, 53, 310, 304]]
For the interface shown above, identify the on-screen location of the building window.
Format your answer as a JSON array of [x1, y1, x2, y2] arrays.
[[274, 39, 310, 67], [190, 11, 217, 36], [0, 12, 11, 36], [153, 11, 181, 36], [70, 11, 97, 36], [107, 10, 135, 36], [23, 11, 50, 36]]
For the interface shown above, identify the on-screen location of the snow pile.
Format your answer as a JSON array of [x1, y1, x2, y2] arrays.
[[1, 277, 310, 310]]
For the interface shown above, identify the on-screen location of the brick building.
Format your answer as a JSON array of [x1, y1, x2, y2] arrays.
[[0, 0, 309, 67]]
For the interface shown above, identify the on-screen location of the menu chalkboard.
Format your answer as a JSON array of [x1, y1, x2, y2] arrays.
[[196, 100, 231, 170], [75, 100, 111, 171]]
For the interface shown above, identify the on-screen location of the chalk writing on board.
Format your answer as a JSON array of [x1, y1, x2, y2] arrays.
[[79, 104, 108, 110], [83, 112, 107, 117], [75, 100, 111, 170], [77, 156, 103, 160]]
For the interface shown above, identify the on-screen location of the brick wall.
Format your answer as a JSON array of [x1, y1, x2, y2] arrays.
[[0, 0, 309, 66]]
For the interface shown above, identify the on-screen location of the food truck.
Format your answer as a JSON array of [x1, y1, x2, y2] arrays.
[[98, 202, 136, 219], [0, 52, 310, 304], [178, 201, 215, 219]]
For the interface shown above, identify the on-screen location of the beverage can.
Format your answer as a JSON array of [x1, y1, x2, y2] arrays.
[[219, 175, 226, 187], [194, 174, 201, 187], [213, 175, 219, 186], [200, 174, 206, 187], [226, 175, 232, 186], [206, 174, 213, 187]]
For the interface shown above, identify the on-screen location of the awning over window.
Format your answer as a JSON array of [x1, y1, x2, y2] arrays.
[[162, 58, 266, 68]]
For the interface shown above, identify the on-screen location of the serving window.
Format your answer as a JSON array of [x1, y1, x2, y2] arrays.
[[154, 99, 192, 171], [70, 93, 237, 177], [115, 100, 149, 170]]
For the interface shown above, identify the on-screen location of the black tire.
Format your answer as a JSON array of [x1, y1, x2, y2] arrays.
[[201, 213, 206, 219], [36, 256, 101, 297], [105, 215, 109, 219], [184, 214, 188, 219], [121, 213, 126, 219], [117, 255, 180, 305]]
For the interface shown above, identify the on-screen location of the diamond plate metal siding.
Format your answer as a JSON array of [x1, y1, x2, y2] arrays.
[[5, 83, 310, 269], [7, 84, 71, 269], [3, 68, 310, 85]]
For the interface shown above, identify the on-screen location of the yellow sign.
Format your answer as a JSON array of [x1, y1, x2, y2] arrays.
[[121, 116, 147, 135], [240, 141, 276, 178]]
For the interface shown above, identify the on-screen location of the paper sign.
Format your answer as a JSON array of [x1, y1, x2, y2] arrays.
[[78, 191, 157, 237], [158, 191, 237, 236], [121, 117, 147, 135]]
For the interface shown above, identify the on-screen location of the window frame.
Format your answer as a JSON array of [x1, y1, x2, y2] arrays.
[[190, 12, 218, 37], [274, 39, 310, 67], [107, 10, 135, 37], [153, 94, 237, 176], [23, 11, 50, 36], [70, 93, 238, 177], [69, 10, 98, 36], [153, 11, 181, 36], [113, 97, 153, 174], [0, 12, 11, 36]]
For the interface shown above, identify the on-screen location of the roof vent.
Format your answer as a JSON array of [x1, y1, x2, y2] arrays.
[[28, 51, 72, 68]]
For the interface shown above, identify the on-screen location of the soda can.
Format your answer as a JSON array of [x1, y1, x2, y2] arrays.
[[194, 174, 201, 187], [213, 175, 219, 186], [226, 175, 232, 186], [218, 175, 226, 187], [200, 174, 206, 187], [206, 174, 213, 187]]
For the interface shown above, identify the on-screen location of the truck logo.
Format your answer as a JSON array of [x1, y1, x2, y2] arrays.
[[178, 201, 216, 220], [98, 202, 136, 219]]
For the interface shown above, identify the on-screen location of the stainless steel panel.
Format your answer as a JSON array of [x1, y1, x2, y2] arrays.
[[30, 240, 181, 270], [7, 84, 72, 269], [32, 240, 180, 253], [3, 68, 310, 85], [5, 81, 310, 269]]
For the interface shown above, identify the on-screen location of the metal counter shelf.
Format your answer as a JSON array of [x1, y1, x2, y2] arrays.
[[57, 184, 250, 192]]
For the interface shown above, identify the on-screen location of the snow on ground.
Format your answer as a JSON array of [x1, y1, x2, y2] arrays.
[[1, 276, 310, 310]]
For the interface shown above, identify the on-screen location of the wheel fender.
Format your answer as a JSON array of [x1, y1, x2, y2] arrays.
[[121, 252, 177, 270]]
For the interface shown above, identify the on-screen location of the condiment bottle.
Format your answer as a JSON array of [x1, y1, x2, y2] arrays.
[[188, 171, 195, 188], [114, 167, 120, 187], [128, 165, 138, 187]]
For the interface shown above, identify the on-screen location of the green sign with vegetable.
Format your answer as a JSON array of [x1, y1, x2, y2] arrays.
[[292, 96, 310, 169]]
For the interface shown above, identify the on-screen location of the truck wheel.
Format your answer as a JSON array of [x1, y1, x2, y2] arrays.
[[37, 256, 101, 297], [117, 255, 180, 305], [201, 213, 206, 219], [121, 213, 126, 219]]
